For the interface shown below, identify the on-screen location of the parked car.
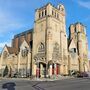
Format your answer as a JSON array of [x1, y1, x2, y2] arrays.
[[77, 72, 89, 78]]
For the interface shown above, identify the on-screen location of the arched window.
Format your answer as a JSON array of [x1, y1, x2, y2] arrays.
[[52, 10, 54, 15], [42, 11, 44, 17], [45, 9, 47, 16], [39, 13, 40, 18], [38, 43, 45, 52], [21, 47, 28, 57], [55, 12, 56, 18]]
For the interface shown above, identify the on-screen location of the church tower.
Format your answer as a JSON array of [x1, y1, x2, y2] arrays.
[[32, 3, 68, 77], [69, 22, 89, 72]]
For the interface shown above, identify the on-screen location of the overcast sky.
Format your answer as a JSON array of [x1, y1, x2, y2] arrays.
[[0, 0, 90, 58]]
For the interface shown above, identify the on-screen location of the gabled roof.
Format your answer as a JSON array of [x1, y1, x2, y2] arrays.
[[68, 38, 76, 50], [20, 40, 30, 49], [6, 45, 18, 54], [14, 29, 33, 38]]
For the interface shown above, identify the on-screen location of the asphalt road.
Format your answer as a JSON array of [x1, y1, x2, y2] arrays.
[[0, 78, 90, 90]]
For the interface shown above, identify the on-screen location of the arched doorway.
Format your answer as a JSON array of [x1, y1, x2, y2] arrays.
[[48, 61, 60, 76], [36, 62, 46, 78], [34, 42, 46, 78], [52, 42, 60, 75]]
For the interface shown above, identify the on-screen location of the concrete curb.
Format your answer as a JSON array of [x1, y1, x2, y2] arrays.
[[0, 76, 75, 81]]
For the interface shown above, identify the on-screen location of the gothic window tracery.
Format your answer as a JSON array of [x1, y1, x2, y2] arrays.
[[34, 42, 45, 62], [38, 43, 45, 53], [21, 47, 28, 57]]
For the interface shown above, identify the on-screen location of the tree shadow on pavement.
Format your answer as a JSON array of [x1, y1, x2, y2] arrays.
[[2, 82, 16, 90]]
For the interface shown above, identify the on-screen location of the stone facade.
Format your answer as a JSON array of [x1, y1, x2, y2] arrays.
[[0, 3, 89, 78], [69, 23, 89, 73]]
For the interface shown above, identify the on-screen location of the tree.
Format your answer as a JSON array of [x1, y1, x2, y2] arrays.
[[3, 65, 9, 77]]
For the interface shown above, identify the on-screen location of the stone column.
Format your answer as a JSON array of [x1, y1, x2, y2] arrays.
[[79, 58, 84, 72], [58, 64, 59, 75], [60, 65, 63, 75], [34, 64, 36, 77], [49, 64, 52, 77], [36, 62, 40, 78], [59, 65, 61, 74], [40, 64, 41, 77], [27, 53, 31, 75], [54, 63, 57, 75]]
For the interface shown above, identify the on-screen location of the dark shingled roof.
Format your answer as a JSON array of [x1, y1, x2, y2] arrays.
[[6, 46, 18, 54], [14, 29, 33, 38]]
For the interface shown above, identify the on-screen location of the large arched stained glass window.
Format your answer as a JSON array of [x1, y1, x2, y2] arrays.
[[34, 42, 45, 62]]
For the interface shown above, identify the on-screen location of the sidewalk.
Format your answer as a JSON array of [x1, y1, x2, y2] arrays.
[[0, 75, 74, 81], [30, 75, 74, 81]]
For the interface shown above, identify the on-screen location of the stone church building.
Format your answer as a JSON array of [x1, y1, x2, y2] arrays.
[[0, 3, 89, 78]]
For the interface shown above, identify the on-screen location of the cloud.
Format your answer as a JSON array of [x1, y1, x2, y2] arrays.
[[0, 9, 24, 34], [0, 1, 33, 52], [0, 41, 11, 49], [73, 0, 90, 9], [0, 0, 36, 35]]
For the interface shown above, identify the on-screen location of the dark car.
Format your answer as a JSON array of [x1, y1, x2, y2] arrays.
[[77, 72, 88, 78]]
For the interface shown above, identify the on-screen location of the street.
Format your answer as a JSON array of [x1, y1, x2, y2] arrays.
[[0, 78, 90, 90]]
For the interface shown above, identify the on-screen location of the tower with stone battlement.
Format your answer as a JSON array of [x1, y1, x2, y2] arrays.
[[32, 3, 68, 77], [69, 22, 89, 72]]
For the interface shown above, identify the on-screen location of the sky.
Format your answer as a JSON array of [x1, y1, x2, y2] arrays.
[[0, 0, 90, 58]]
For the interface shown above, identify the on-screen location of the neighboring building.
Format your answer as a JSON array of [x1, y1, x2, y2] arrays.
[[88, 60, 90, 72], [0, 30, 33, 77], [0, 3, 89, 78], [68, 38, 79, 74], [69, 23, 89, 73]]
